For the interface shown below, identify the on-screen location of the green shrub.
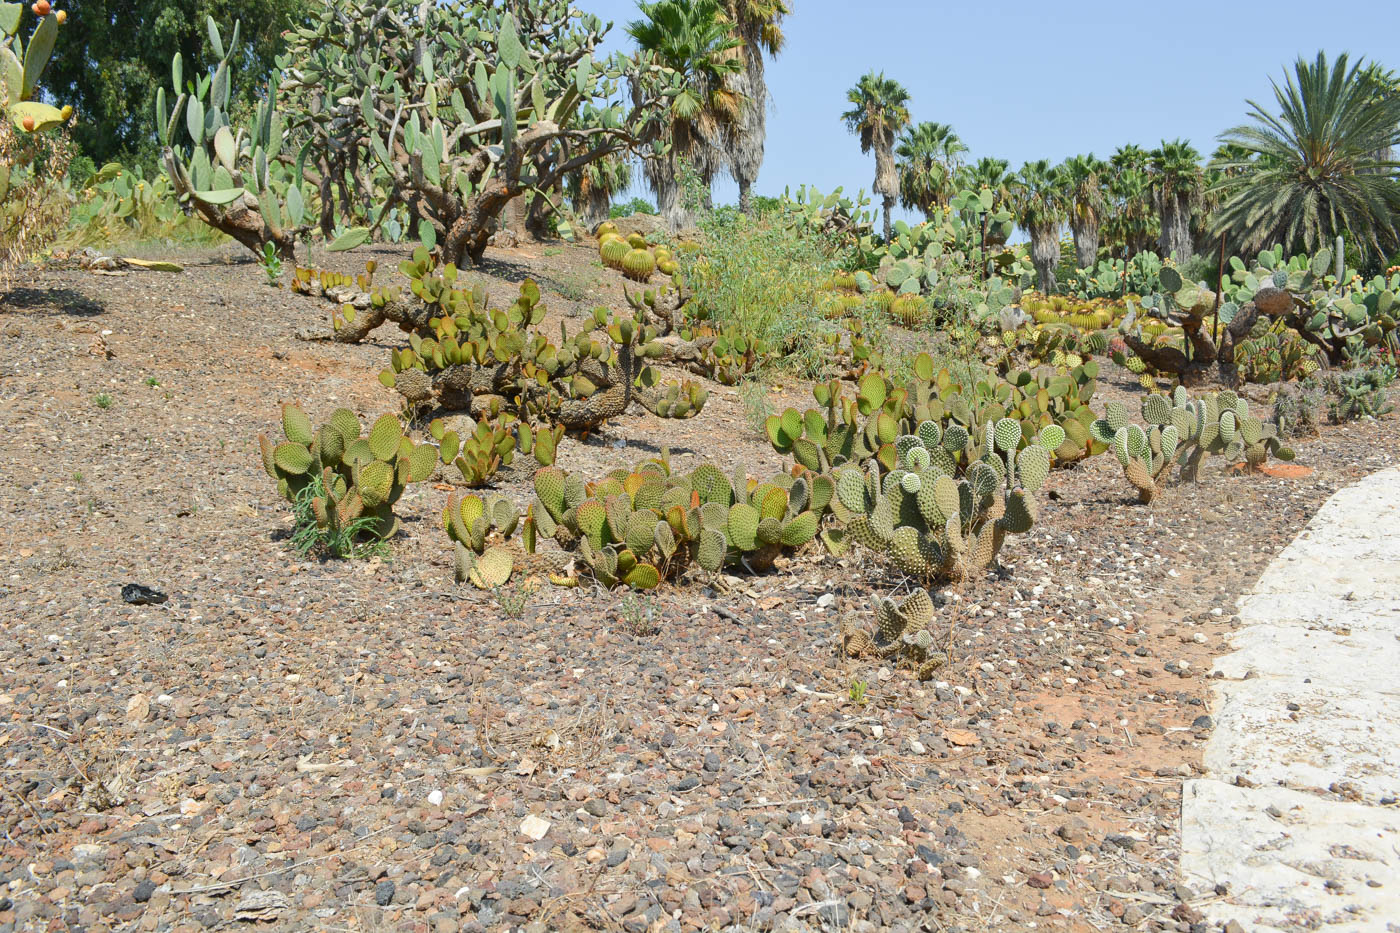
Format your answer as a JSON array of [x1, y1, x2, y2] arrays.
[[683, 209, 853, 377]]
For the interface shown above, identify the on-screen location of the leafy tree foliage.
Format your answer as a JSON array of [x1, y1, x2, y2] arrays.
[[46, 0, 301, 164]]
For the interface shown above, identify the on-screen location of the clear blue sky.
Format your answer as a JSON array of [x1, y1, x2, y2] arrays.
[[582, 0, 1397, 221]]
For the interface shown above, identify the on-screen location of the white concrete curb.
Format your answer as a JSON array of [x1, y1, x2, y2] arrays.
[[1180, 468, 1400, 932]]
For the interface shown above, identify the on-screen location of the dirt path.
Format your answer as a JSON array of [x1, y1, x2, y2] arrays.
[[1, 242, 1397, 931]]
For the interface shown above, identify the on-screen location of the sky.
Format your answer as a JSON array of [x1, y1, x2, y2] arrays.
[[581, 0, 1398, 222]]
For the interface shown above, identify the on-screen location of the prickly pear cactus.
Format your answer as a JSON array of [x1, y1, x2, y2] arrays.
[[528, 451, 834, 589], [841, 588, 945, 680], [1091, 386, 1296, 502], [258, 404, 436, 543], [837, 419, 1059, 582]]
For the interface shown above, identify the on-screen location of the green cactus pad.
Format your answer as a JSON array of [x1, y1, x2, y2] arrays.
[[623, 563, 661, 590], [691, 464, 732, 505], [367, 414, 403, 461], [1036, 424, 1066, 452], [999, 489, 1036, 534], [916, 420, 942, 449], [1142, 394, 1172, 425], [993, 418, 1022, 453], [780, 511, 819, 547], [756, 516, 783, 546], [727, 503, 761, 551], [469, 546, 513, 589], [329, 408, 361, 447], [357, 460, 395, 508], [281, 404, 315, 446], [273, 442, 313, 475], [697, 527, 727, 572], [1016, 444, 1051, 493]]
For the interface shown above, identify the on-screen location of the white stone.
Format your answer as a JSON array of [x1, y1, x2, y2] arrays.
[[519, 815, 551, 840]]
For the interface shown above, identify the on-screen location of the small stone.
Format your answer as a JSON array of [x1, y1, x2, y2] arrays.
[[1027, 871, 1053, 889], [1191, 715, 1213, 730], [427, 790, 444, 806], [584, 799, 607, 817], [374, 880, 395, 907], [519, 815, 550, 841], [133, 880, 155, 903], [125, 694, 150, 723]]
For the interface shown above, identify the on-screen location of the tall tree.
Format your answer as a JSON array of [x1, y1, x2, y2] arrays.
[[1211, 52, 1400, 262], [1102, 145, 1157, 258], [45, 0, 301, 165], [569, 152, 634, 232], [1011, 159, 1065, 293], [1060, 153, 1106, 269], [896, 121, 966, 219], [1148, 139, 1204, 261], [842, 71, 911, 243], [627, 0, 744, 231], [717, 0, 789, 215]]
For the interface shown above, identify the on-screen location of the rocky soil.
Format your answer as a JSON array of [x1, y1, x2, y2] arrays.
[[1, 239, 1397, 932]]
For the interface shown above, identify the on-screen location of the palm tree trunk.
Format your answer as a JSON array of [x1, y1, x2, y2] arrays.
[[1071, 220, 1099, 270], [882, 195, 894, 243], [738, 177, 752, 215], [1158, 197, 1193, 260], [1030, 225, 1060, 293]]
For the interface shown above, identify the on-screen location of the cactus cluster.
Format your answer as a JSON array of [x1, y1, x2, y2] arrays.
[[349, 258, 706, 432], [597, 225, 678, 284], [859, 191, 1035, 324], [833, 419, 1057, 582], [1235, 331, 1320, 384], [1117, 243, 1400, 386], [445, 491, 520, 588], [157, 18, 313, 261], [529, 454, 829, 589], [842, 588, 944, 681], [259, 404, 436, 542], [993, 324, 1108, 376], [1092, 387, 1296, 502], [766, 355, 1103, 475]]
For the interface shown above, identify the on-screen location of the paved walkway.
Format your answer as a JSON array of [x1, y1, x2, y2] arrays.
[[1181, 468, 1400, 931]]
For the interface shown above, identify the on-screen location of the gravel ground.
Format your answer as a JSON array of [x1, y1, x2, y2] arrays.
[[2, 240, 1398, 932]]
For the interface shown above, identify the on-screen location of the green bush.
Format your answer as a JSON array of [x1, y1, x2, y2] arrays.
[[611, 197, 658, 218], [683, 209, 855, 377]]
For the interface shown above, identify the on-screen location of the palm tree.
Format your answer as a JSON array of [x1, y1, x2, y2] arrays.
[[627, 0, 744, 231], [842, 71, 912, 242], [569, 152, 633, 232], [1011, 159, 1066, 293], [1148, 139, 1204, 261], [1100, 147, 1156, 259], [717, 0, 790, 215], [1211, 52, 1400, 262], [896, 121, 966, 219], [1060, 154, 1106, 269], [958, 157, 1012, 206]]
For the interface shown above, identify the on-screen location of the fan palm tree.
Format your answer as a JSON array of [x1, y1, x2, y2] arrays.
[[717, 0, 790, 215], [627, 0, 744, 231], [957, 157, 1012, 207], [1101, 145, 1157, 258], [1211, 52, 1400, 262], [1148, 139, 1204, 261], [569, 153, 634, 232], [896, 121, 966, 219], [842, 71, 912, 242], [1011, 159, 1066, 293], [1060, 154, 1107, 269]]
